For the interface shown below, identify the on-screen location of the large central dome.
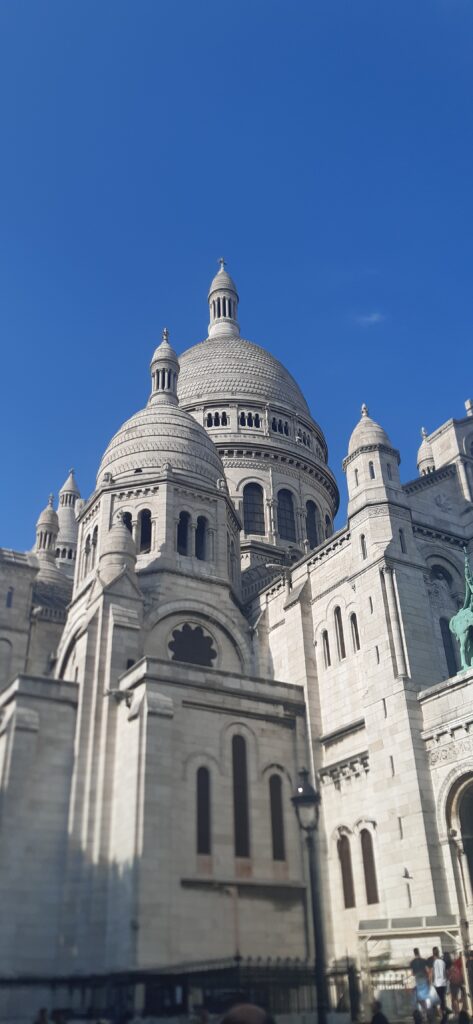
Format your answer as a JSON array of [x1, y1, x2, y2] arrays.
[[178, 335, 310, 416]]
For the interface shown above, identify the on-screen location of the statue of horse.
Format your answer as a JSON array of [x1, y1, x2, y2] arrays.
[[450, 550, 473, 671]]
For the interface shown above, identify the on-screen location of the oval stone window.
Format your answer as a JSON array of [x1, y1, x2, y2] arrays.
[[168, 623, 217, 668]]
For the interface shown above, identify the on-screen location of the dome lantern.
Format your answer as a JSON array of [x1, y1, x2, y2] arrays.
[[417, 427, 435, 476], [149, 328, 180, 406], [35, 494, 59, 563], [208, 258, 240, 339]]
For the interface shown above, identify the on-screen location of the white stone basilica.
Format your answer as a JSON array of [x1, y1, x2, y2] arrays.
[[1, 262, 473, 1021]]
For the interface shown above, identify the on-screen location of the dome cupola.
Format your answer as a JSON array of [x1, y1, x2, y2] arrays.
[[35, 495, 59, 562], [208, 258, 240, 339], [344, 403, 402, 507], [347, 403, 394, 456], [417, 427, 435, 476], [149, 328, 180, 405]]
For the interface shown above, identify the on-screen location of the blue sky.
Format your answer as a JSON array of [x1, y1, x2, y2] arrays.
[[1, 0, 472, 547]]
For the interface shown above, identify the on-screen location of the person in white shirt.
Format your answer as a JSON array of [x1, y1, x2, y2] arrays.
[[430, 948, 448, 1015]]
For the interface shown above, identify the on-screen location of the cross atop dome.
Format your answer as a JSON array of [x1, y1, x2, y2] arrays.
[[208, 259, 240, 339]]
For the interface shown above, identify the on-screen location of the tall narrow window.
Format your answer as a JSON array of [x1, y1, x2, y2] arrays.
[[325, 515, 332, 538], [177, 511, 190, 556], [334, 606, 346, 660], [206, 412, 213, 427], [197, 767, 211, 855], [6, 587, 13, 609], [306, 500, 319, 549], [369, 461, 375, 480], [440, 617, 457, 677], [277, 489, 296, 542], [360, 534, 367, 560], [138, 509, 152, 553], [91, 526, 98, 567], [386, 463, 393, 481], [122, 511, 132, 533], [269, 774, 286, 861], [350, 613, 360, 652], [322, 630, 331, 668], [354, 469, 359, 487], [195, 516, 208, 560], [361, 829, 379, 904], [399, 529, 406, 554], [232, 735, 250, 858], [337, 833, 355, 908], [243, 483, 265, 535]]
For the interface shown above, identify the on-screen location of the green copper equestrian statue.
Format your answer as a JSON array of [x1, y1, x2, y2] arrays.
[[450, 549, 473, 672]]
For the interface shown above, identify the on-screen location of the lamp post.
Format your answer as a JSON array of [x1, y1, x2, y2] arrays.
[[292, 768, 328, 1024]]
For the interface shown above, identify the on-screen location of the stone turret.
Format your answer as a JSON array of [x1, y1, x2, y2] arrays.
[[344, 403, 402, 513], [35, 495, 59, 568], [417, 427, 435, 476], [98, 511, 137, 585], [149, 328, 180, 406], [207, 258, 240, 339], [56, 469, 81, 576]]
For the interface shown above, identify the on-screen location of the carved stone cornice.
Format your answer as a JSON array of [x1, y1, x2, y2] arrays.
[[319, 751, 369, 789]]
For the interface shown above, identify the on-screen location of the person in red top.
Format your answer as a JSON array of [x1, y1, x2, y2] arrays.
[[448, 954, 465, 1013]]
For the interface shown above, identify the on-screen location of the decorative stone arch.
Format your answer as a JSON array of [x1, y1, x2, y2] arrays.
[[182, 750, 222, 781], [56, 627, 84, 681], [144, 599, 250, 673], [463, 432, 473, 458], [221, 719, 259, 781], [436, 763, 473, 917], [424, 550, 464, 589], [352, 817, 377, 835], [436, 762, 473, 842], [261, 761, 293, 787], [234, 473, 267, 496]]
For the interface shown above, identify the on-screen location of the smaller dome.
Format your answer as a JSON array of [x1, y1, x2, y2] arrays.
[[60, 469, 80, 497], [348, 404, 393, 456], [417, 427, 435, 473], [150, 327, 179, 367], [37, 494, 59, 531], [208, 259, 239, 298]]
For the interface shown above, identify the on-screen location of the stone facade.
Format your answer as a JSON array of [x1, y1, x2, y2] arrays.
[[1, 263, 473, 1018]]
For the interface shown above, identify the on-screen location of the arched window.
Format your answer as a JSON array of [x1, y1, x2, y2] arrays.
[[360, 534, 367, 560], [206, 412, 212, 427], [254, 414, 260, 428], [197, 766, 211, 855], [360, 828, 379, 904], [399, 529, 406, 553], [386, 463, 393, 481], [138, 509, 152, 553], [440, 617, 457, 677], [350, 613, 360, 652], [84, 534, 91, 575], [322, 630, 331, 668], [278, 419, 283, 434], [177, 511, 190, 556], [61, 548, 66, 558], [6, 588, 13, 609], [243, 483, 265, 535], [221, 411, 228, 426], [325, 515, 332, 538], [91, 526, 98, 567], [306, 500, 319, 550], [284, 422, 289, 436], [247, 412, 253, 427], [195, 516, 208, 560], [240, 412, 246, 426], [277, 489, 296, 542], [232, 735, 250, 858], [354, 469, 359, 487], [269, 774, 286, 861], [337, 833, 355, 908], [122, 512, 132, 533], [68, 549, 73, 559], [334, 607, 346, 660], [369, 461, 375, 480], [272, 417, 277, 432], [214, 412, 220, 426]]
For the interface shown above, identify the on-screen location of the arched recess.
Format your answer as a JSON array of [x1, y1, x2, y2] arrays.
[[243, 482, 265, 536], [144, 604, 247, 675], [336, 829, 356, 909], [443, 769, 473, 913]]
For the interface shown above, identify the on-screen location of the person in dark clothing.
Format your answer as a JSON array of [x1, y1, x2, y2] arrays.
[[458, 1012, 471, 1024], [371, 999, 389, 1024]]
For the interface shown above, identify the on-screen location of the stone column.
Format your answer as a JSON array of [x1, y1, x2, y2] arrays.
[[266, 499, 277, 544], [381, 565, 408, 677]]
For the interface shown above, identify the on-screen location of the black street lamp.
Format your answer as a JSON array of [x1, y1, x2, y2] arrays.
[[292, 768, 328, 1024]]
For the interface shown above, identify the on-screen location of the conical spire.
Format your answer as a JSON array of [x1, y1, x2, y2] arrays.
[[208, 258, 240, 339], [57, 468, 81, 575], [149, 328, 180, 405], [35, 494, 59, 563]]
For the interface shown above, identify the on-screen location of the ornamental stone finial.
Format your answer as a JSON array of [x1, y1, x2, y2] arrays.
[[48, 494, 54, 508], [218, 257, 226, 271], [421, 427, 427, 439], [162, 327, 169, 344], [361, 403, 369, 418]]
